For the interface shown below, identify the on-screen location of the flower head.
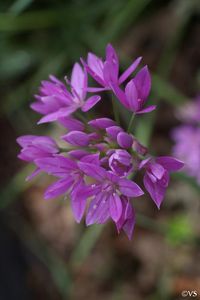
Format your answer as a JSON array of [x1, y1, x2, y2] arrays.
[[81, 43, 142, 92], [140, 156, 184, 208], [31, 63, 101, 124], [112, 66, 156, 114]]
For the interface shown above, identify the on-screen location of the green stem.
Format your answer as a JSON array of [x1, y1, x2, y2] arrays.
[[127, 113, 135, 133], [112, 96, 120, 124]]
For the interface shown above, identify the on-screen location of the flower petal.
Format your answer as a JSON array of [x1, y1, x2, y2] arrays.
[[125, 79, 139, 111], [136, 105, 156, 114], [58, 117, 85, 131], [44, 178, 73, 200], [117, 132, 133, 149], [156, 156, 184, 172], [106, 126, 123, 140], [82, 95, 101, 112], [118, 178, 144, 197], [38, 106, 77, 124], [119, 57, 142, 84], [71, 63, 87, 100], [86, 193, 110, 225], [143, 173, 165, 209], [62, 131, 90, 146], [78, 162, 106, 181], [109, 193, 122, 222], [88, 118, 116, 129], [134, 65, 151, 101]]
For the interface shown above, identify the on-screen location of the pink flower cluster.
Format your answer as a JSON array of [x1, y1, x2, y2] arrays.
[[17, 44, 183, 239]]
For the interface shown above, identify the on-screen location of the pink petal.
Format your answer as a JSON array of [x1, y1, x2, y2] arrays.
[[58, 117, 85, 131], [86, 193, 110, 225], [37, 106, 77, 124], [136, 105, 156, 114], [134, 65, 151, 101], [117, 132, 133, 149], [118, 178, 144, 197], [106, 126, 123, 140], [44, 178, 73, 200], [82, 95, 101, 112], [125, 80, 139, 111], [143, 173, 165, 209], [156, 156, 184, 172], [62, 131, 90, 147], [71, 63, 87, 100], [88, 118, 116, 129], [78, 162, 106, 181], [119, 57, 142, 84], [109, 193, 122, 222]]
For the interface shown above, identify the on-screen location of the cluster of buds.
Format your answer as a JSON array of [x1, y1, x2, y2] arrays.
[[17, 44, 183, 239]]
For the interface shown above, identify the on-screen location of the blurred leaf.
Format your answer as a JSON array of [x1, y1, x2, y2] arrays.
[[70, 224, 104, 268], [0, 164, 36, 209], [9, 0, 33, 14], [172, 172, 200, 194], [166, 215, 194, 245], [152, 73, 187, 105]]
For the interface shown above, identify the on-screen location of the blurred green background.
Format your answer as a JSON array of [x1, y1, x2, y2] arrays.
[[0, 0, 200, 299]]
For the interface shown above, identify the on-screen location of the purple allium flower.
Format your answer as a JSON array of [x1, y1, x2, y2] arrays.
[[31, 63, 101, 124], [81, 43, 142, 92], [112, 66, 156, 114], [35, 154, 99, 222], [78, 162, 143, 239], [17, 135, 59, 180], [172, 125, 200, 183], [140, 156, 184, 208], [16, 44, 184, 239], [116, 196, 135, 240], [108, 149, 133, 176]]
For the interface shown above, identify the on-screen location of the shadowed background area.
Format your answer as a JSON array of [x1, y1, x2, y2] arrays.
[[0, 0, 200, 299]]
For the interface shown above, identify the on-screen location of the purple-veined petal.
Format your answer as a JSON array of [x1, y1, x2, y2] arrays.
[[71, 63, 87, 100], [86, 193, 110, 225], [138, 157, 151, 170], [88, 118, 116, 129], [156, 156, 184, 172], [38, 106, 77, 124], [109, 193, 122, 222], [80, 153, 100, 164], [110, 82, 129, 109], [136, 105, 156, 114], [82, 95, 101, 112], [133, 65, 151, 101], [143, 173, 165, 209], [44, 177, 73, 200], [78, 162, 106, 181], [17, 135, 38, 147], [86, 87, 108, 93], [117, 132, 133, 149], [106, 44, 119, 76], [58, 117, 85, 131], [106, 126, 123, 140], [118, 178, 144, 197], [26, 168, 41, 181], [119, 57, 142, 84], [70, 180, 88, 223], [62, 131, 90, 147], [68, 150, 89, 159], [125, 80, 139, 112], [149, 163, 165, 180], [35, 156, 77, 177]]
